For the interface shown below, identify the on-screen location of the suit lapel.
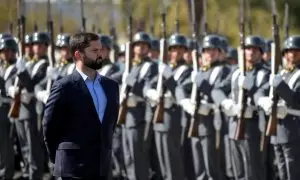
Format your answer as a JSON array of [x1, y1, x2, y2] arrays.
[[72, 70, 99, 120]]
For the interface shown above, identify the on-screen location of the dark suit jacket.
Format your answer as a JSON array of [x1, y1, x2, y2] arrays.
[[43, 70, 119, 179]]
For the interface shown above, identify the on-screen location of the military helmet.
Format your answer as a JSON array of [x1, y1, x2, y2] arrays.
[[264, 39, 273, 53], [150, 38, 159, 51], [227, 47, 238, 60], [202, 35, 223, 51], [24, 33, 33, 45], [244, 35, 265, 53], [132, 31, 151, 47], [98, 35, 113, 49], [219, 36, 229, 53], [59, 34, 71, 48], [186, 38, 197, 50], [168, 33, 188, 50], [282, 36, 300, 52], [0, 33, 12, 40], [55, 34, 63, 47], [32, 32, 50, 45], [0, 37, 18, 52]]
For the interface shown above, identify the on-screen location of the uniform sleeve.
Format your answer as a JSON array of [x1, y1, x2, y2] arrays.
[[43, 80, 65, 163], [275, 80, 300, 109]]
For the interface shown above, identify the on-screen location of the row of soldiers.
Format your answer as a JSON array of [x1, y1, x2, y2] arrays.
[[0, 29, 299, 180]]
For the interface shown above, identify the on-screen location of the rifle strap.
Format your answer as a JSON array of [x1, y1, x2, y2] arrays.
[[174, 65, 188, 81], [288, 69, 300, 89]]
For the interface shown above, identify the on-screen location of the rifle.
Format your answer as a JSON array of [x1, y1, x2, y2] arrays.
[[33, 0, 38, 31], [59, 0, 64, 33], [149, 5, 154, 35], [8, 0, 26, 119], [265, 0, 281, 136], [187, 0, 200, 138], [202, 0, 208, 36], [117, 0, 133, 125], [174, 0, 180, 33], [80, 0, 86, 32], [246, 0, 252, 34], [7, 0, 13, 34], [283, 0, 289, 40], [109, 0, 117, 63], [152, 1, 167, 125], [45, 0, 55, 92], [234, 0, 247, 140]]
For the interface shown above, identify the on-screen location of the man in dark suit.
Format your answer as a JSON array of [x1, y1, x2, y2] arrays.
[[43, 32, 119, 180]]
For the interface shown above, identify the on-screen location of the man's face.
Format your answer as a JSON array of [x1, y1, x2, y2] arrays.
[[263, 52, 271, 62], [284, 49, 300, 65], [169, 46, 186, 61], [33, 43, 48, 57], [183, 50, 193, 65], [60, 47, 72, 60], [0, 49, 15, 62], [78, 40, 106, 70], [245, 47, 262, 63], [148, 49, 159, 60], [25, 44, 33, 57], [133, 42, 150, 57], [202, 48, 220, 64]]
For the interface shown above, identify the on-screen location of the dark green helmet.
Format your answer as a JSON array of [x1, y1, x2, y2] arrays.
[[202, 35, 223, 51], [0, 37, 18, 52], [132, 32, 151, 47], [151, 38, 159, 51], [227, 47, 238, 60], [98, 35, 113, 49], [168, 33, 188, 49], [264, 39, 273, 52], [244, 35, 265, 53], [32, 32, 50, 45], [282, 36, 300, 52], [186, 38, 198, 50], [24, 34, 33, 45], [219, 36, 229, 53]]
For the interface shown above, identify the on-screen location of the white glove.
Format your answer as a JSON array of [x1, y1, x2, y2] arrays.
[[180, 98, 195, 115], [198, 100, 211, 116], [191, 71, 198, 83], [269, 74, 282, 87], [258, 97, 273, 115], [221, 99, 238, 116], [146, 89, 160, 103], [21, 89, 34, 104], [36, 90, 50, 104], [238, 75, 252, 90], [244, 106, 255, 119], [277, 104, 288, 119], [8, 86, 19, 98], [158, 63, 167, 74], [47, 66, 60, 80], [16, 57, 26, 73]]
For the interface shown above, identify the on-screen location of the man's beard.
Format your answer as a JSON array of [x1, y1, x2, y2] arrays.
[[83, 55, 103, 70]]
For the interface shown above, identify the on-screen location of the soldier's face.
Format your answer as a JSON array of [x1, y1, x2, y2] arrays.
[[169, 46, 186, 61], [183, 50, 193, 65], [263, 52, 271, 62], [101, 46, 110, 59], [60, 47, 72, 59], [133, 43, 150, 57], [285, 49, 300, 64], [33, 43, 48, 57], [25, 45, 33, 57], [148, 50, 159, 60], [0, 49, 16, 61], [202, 48, 220, 63], [245, 47, 261, 63]]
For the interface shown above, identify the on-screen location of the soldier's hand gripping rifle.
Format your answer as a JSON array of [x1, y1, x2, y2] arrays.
[[234, 0, 247, 140], [46, 0, 55, 92], [187, 0, 200, 138], [8, 0, 26, 119], [152, 2, 168, 125], [265, 0, 281, 137], [117, 0, 133, 125]]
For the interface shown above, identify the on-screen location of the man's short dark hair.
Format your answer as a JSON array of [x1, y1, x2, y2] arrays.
[[70, 32, 99, 55]]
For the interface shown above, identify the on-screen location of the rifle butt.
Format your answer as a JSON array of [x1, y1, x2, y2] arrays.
[[266, 115, 278, 136], [8, 89, 22, 119], [153, 101, 164, 124], [117, 100, 127, 125], [187, 116, 198, 138], [234, 117, 246, 140]]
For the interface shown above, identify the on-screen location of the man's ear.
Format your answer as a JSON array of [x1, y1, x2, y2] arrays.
[[74, 50, 82, 61]]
